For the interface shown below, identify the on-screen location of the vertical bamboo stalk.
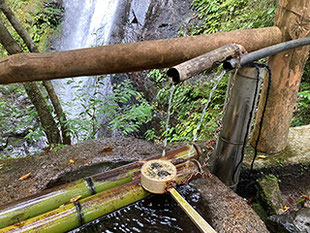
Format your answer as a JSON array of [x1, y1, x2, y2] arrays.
[[211, 67, 264, 188]]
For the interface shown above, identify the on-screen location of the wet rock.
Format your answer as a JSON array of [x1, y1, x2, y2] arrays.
[[191, 176, 269, 233], [267, 208, 310, 233], [129, 0, 152, 27], [257, 174, 284, 215], [109, 0, 194, 138], [244, 124, 310, 169], [239, 124, 310, 230], [0, 84, 46, 158]]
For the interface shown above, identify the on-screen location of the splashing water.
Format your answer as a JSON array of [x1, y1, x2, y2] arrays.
[[162, 84, 175, 157], [184, 70, 226, 160], [192, 70, 226, 143]]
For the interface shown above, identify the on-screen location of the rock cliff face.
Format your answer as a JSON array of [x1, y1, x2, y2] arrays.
[[112, 0, 193, 42], [109, 0, 194, 137]]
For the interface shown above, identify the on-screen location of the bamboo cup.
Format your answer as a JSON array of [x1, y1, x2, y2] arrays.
[[141, 160, 217, 233]]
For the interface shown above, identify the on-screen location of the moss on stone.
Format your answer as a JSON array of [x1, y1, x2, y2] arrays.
[[257, 175, 284, 215], [252, 202, 269, 222]]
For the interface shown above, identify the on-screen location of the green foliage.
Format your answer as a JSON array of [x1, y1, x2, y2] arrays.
[[147, 69, 166, 83], [291, 63, 310, 127], [187, 0, 275, 35], [0, 0, 62, 57], [51, 143, 67, 152], [147, 69, 228, 142], [60, 78, 153, 141], [0, 84, 42, 144], [108, 82, 153, 135]]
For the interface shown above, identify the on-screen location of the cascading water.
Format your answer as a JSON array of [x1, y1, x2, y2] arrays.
[[54, 0, 120, 140]]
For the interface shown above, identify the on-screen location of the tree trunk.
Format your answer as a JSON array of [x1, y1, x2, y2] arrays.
[[0, 0, 71, 144], [0, 27, 282, 84], [41, 81, 71, 144], [251, 0, 310, 153], [0, 19, 61, 144], [0, 0, 37, 52]]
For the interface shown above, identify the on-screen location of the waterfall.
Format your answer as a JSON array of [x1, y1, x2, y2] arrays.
[[54, 0, 120, 141]]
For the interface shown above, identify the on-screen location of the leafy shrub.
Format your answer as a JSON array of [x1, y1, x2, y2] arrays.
[[60, 77, 153, 141], [188, 0, 276, 35], [291, 61, 310, 126]]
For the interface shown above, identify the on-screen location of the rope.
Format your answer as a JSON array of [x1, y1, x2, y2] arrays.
[[250, 64, 272, 170]]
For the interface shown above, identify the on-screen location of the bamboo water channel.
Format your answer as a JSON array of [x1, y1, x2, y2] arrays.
[[0, 145, 200, 231], [0, 160, 200, 233]]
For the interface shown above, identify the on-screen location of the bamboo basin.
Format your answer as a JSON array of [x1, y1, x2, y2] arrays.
[[141, 160, 177, 194]]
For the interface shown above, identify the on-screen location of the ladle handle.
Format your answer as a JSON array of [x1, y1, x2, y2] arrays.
[[168, 188, 217, 233]]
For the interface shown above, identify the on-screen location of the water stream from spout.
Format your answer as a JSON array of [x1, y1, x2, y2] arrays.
[[192, 70, 226, 143], [162, 70, 226, 157], [162, 84, 175, 157]]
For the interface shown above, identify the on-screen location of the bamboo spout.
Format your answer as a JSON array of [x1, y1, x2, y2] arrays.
[[167, 43, 245, 83]]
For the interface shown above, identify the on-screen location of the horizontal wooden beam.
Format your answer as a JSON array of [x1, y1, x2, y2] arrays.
[[0, 27, 282, 84]]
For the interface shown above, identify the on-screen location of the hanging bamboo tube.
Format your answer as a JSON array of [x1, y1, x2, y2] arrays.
[[167, 43, 245, 83], [0, 145, 201, 229], [0, 160, 200, 233]]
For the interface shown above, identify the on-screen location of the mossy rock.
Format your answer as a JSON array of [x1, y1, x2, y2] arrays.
[[257, 174, 284, 215]]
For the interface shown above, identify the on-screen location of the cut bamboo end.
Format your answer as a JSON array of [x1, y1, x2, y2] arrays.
[[141, 160, 177, 194]]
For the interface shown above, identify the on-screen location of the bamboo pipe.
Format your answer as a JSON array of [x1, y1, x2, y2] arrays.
[[169, 188, 216, 233], [167, 43, 245, 83], [210, 67, 264, 188], [0, 145, 201, 229], [0, 27, 282, 84], [0, 161, 200, 233]]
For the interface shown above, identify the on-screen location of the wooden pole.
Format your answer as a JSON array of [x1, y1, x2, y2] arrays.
[[0, 27, 282, 84], [251, 0, 310, 153]]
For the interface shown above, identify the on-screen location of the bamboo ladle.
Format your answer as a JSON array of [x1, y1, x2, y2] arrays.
[[141, 160, 217, 233]]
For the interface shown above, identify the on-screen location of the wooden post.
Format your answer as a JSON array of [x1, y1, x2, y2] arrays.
[[251, 0, 310, 153]]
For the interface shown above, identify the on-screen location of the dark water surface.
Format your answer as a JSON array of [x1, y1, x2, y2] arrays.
[[68, 185, 202, 233]]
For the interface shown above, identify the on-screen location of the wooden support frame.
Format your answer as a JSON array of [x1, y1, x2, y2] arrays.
[[0, 27, 281, 84], [251, 0, 310, 153]]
